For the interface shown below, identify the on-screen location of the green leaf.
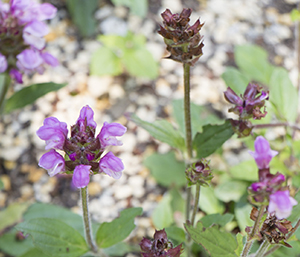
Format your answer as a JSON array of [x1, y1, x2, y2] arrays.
[[102, 242, 133, 256], [269, 67, 298, 122], [170, 188, 185, 214], [122, 48, 158, 79], [98, 34, 127, 50], [234, 195, 253, 232], [235, 45, 274, 85], [19, 248, 50, 257], [165, 227, 186, 244], [185, 222, 238, 257], [229, 160, 258, 181], [291, 9, 300, 22], [0, 178, 4, 190], [0, 202, 30, 232], [143, 152, 186, 187], [215, 180, 248, 202], [221, 67, 249, 95], [235, 233, 244, 256], [193, 120, 234, 158], [288, 190, 300, 224], [66, 0, 98, 37], [0, 230, 34, 256], [111, 0, 148, 17], [96, 207, 142, 248], [172, 99, 222, 138], [127, 113, 185, 151], [16, 218, 89, 257], [200, 213, 234, 228], [0, 73, 11, 113], [90, 47, 123, 76], [152, 193, 174, 229], [4, 82, 66, 113], [199, 186, 225, 214]]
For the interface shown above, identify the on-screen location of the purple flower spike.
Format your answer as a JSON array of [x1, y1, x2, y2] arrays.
[[38, 149, 65, 177], [77, 105, 97, 130], [36, 117, 68, 150], [98, 122, 127, 148], [249, 136, 278, 169], [99, 151, 124, 179], [72, 165, 91, 188], [0, 54, 8, 73], [269, 190, 298, 219]]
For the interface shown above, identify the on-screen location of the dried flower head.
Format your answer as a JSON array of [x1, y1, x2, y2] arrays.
[[158, 8, 204, 65]]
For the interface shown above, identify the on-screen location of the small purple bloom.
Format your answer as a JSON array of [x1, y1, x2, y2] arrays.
[[38, 3, 57, 20], [249, 136, 278, 169], [0, 54, 7, 73], [269, 190, 298, 219], [23, 20, 49, 49], [98, 122, 127, 148], [16, 49, 43, 73], [36, 117, 68, 150], [76, 105, 97, 130], [38, 149, 65, 177], [99, 151, 124, 179], [72, 165, 91, 188], [41, 52, 59, 67], [9, 69, 23, 83]]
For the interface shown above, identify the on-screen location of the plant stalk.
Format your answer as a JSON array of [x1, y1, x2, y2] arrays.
[[240, 206, 265, 257], [0, 73, 11, 113], [255, 239, 270, 257], [191, 183, 201, 226], [81, 186, 98, 253]]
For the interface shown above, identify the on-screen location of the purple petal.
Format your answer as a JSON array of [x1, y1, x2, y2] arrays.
[[99, 152, 124, 179], [77, 105, 97, 129], [244, 83, 257, 99], [24, 20, 49, 37], [38, 149, 65, 177], [17, 49, 43, 71], [41, 52, 59, 67], [39, 3, 57, 20], [224, 87, 243, 105], [98, 122, 127, 148], [9, 69, 23, 83], [0, 54, 7, 73], [72, 165, 91, 188]]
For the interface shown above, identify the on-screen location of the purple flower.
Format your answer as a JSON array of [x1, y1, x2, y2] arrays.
[[38, 3, 57, 20], [38, 149, 65, 177], [98, 122, 127, 148], [72, 165, 91, 188], [16, 49, 44, 73], [99, 151, 124, 179], [269, 190, 298, 219], [0, 54, 7, 73], [23, 20, 49, 50], [9, 69, 23, 83], [36, 117, 68, 150], [76, 105, 97, 131], [249, 136, 278, 169], [41, 52, 59, 67]]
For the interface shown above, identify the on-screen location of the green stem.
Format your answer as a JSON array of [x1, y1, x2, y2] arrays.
[[191, 183, 200, 226], [0, 73, 11, 113], [255, 240, 270, 257], [81, 187, 98, 253], [240, 206, 265, 257]]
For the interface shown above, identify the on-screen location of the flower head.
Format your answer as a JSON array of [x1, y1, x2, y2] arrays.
[[98, 122, 127, 148], [72, 165, 91, 188], [38, 149, 65, 177], [158, 8, 204, 65], [269, 190, 298, 219], [249, 136, 278, 170]]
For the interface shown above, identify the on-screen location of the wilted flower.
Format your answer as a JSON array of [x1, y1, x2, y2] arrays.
[[0, 0, 58, 82], [249, 136, 278, 170], [158, 8, 204, 65], [269, 190, 298, 219], [224, 83, 269, 120], [37, 105, 126, 188], [140, 229, 183, 257], [228, 119, 253, 138]]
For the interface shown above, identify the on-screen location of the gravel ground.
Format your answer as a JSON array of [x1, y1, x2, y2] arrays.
[[0, 0, 298, 252]]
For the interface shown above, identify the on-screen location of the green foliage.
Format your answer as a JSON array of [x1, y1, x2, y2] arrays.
[[291, 9, 300, 22], [66, 0, 98, 37], [288, 190, 300, 224], [16, 218, 89, 257], [128, 113, 185, 151], [269, 67, 298, 122], [111, 0, 148, 17], [91, 32, 158, 79], [143, 152, 186, 187], [229, 160, 258, 181], [185, 221, 238, 257], [152, 193, 174, 229], [96, 207, 142, 248], [0, 178, 4, 190], [234, 195, 253, 232], [200, 213, 234, 228], [4, 82, 66, 113], [165, 227, 186, 244], [215, 180, 248, 202], [199, 186, 225, 214], [19, 248, 50, 257], [221, 67, 249, 95], [193, 120, 234, 159], [235, 233, 244, 256]]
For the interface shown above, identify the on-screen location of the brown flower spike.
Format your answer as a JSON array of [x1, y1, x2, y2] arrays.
[[158, 8, 204, 65]]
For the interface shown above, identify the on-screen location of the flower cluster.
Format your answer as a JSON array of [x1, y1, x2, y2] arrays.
[[0, 0, 58, 83], [37, 105, 127, 188], [158, 8, 204, 65], [224, 83, 269, 137], [185, 159, 213, 186], [248, 136, 297, 219], [140, 229, 183, 257]]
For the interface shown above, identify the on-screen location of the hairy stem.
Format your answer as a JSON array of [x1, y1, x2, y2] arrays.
[[241, 206, 265, 257], [255, 239, 270, 257], [191, 183, 201, 226], [81, 187, 98, 253]]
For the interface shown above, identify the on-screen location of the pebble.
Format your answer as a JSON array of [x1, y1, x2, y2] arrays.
[[100, 17, 128, 36], [20, 184, 34, 200], [0, 175, 11, 191], [87, 76, 113, 98]]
